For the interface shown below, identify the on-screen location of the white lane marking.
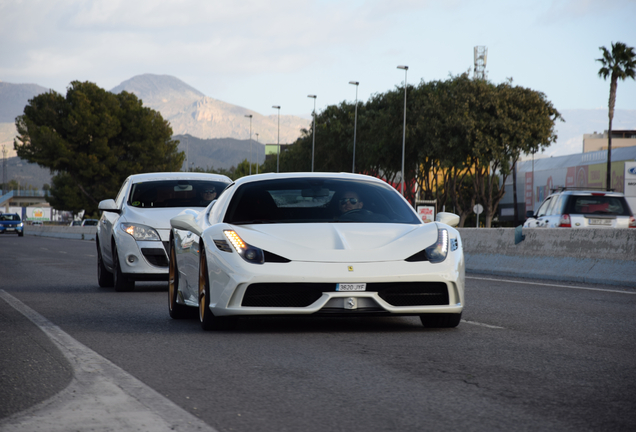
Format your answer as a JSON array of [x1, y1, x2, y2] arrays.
[[467, 276, 636, 295], [0, 290, 217, 432], [461, 319, 504, 329]]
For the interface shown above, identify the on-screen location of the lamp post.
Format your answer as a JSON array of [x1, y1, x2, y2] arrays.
[[349, 81, 359, 173], [272, 105, 281, 173], [307, 95, 317, 172], [397, 65, 408, 196], [245, 114, 253, 175], [255, 133, 259, 174]]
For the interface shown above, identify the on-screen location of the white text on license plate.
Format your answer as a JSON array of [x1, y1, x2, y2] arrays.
[[589, 219, 612, 226], [336, 283, 366, 292]]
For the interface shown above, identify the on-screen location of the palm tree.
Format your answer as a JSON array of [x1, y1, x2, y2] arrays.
[[596, 42, 636, 191]]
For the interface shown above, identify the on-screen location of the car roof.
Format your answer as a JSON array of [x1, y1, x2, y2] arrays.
[[231, 172, 391, 187], [549, 189, 626, 197], [126, 172, 232, 183]]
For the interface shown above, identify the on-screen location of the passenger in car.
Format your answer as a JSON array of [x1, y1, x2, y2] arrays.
[[199, 187, 217, 206]]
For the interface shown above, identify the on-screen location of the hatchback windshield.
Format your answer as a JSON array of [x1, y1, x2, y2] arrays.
[[128, 180, 228, 208], [224, 178, 421, 224]]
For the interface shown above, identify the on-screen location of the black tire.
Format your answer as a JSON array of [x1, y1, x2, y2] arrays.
[[198, 247, 237, 331], [420, 313, 462, 328], [113, 243, 134, 292], [168, 238, 189, 319], [18, 232, 24, 237], [97, 241, 114, 287]]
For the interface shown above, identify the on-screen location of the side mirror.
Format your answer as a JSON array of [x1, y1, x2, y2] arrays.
[[170, 214, 202, 237], [435, 212, 460, 227], [98, 199, 120, 213], [525, 210, 535, 219]]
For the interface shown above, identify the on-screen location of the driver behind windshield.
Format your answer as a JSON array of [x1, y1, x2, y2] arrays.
[[338, 191, 364, 214]]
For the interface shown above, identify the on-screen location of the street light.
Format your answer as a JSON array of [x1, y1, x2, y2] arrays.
[[245, 114, 253, 175], [272, 105, 281, 173], [397, 65, 408, 196], [307, 95, 317, 172], [349, 81, 359, 173], [255, 132, 259, 174]]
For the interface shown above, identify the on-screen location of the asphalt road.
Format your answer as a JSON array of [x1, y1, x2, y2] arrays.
[[1, 235, 635, 431]]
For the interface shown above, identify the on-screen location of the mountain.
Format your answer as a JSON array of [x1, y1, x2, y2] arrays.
[[111, 74, 309, 144], [175, 134, 266, 170], [110, 74, 204, 119], [0, 81, 50, 123]]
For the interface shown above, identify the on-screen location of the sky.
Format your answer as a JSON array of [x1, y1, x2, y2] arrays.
[[1, 0, 636, 119]]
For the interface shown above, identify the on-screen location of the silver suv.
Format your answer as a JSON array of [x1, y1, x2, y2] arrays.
[[524, 188, 635, 229]]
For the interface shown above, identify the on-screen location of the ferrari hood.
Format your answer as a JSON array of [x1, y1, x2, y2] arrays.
[[231, 223, 440, 262]]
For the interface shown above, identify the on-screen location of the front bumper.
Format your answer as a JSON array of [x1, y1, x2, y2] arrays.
[[114, 229, 171, 280], [199, 245, 465, 317]]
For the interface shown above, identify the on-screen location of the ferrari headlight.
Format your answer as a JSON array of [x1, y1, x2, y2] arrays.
[[224, 230, 264, 264], [425, 228, 449, 263], [120, 223, 161, 241]]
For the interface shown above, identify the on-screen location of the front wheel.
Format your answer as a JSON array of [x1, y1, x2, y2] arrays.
[[113, 244, 134, 292], [97, 241, 114, 287], [168, 238, 188, 319], [198, 247, 237, 331], [420, 313, 462, 328]]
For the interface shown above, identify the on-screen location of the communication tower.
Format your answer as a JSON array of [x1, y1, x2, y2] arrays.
[[474, 46, 488, 80], [2, 145, 7, 195]]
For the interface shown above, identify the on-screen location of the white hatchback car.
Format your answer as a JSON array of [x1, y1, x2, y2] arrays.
[[97, 172, 232, 291], [524, 189, 635, 229]]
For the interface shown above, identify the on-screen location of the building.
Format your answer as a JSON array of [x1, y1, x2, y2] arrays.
[[499, 146, 636, 221], [582, 130, 636, 153]]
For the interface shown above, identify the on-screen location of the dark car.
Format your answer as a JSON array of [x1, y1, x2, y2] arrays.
[[0, 213, 24, 236]]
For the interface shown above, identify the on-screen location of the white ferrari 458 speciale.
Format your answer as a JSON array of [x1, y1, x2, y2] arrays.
[[168, 173, 464, 330]]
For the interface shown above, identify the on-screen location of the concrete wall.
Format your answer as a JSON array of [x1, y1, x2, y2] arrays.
[[25, 225, 97, 241], [458, 228, 636, 287]]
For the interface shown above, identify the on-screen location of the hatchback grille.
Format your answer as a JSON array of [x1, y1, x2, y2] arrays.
[[241, 282, 449, 308], [141, 248, 169, 267]]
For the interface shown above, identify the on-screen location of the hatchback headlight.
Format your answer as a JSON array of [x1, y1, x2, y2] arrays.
[[120, 223, 161, 241]]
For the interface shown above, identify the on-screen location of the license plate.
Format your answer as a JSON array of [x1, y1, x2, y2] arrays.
[[588, 219, 612, 226], [6, 228, 14, 232], [336, 283, 366, 292]]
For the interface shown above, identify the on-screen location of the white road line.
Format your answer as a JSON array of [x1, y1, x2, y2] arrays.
[[467, 276, 636, 295], [0, 290, 217, 432], [461, 319, 505, 329]]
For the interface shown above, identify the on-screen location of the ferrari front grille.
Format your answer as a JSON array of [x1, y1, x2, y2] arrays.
[[373, 282, 449, 306], [242, 283, 332, 307], [241, 282, 449, 308]]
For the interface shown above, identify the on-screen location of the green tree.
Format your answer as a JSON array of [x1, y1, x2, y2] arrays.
[[596, 41, 636, 190], [14, 81, 184, 214]]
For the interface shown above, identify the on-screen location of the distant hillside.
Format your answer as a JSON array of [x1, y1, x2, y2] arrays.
[[110, 73, 204, 119], [1, 156, 52, 190], [110, 74, 309, 144], [175, 134, 266, 171], [0, 81, 49, 122]]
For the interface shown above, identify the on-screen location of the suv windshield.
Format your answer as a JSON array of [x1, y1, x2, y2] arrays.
[[566, 195, 632, 216], [0, 214, 20, 221], [224, 178, 421, 225], [128, 180, 228, 208]]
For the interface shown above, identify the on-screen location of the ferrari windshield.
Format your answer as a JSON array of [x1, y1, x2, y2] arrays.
[[224, 178, 421, 224], [128, 180, 228, 208]]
